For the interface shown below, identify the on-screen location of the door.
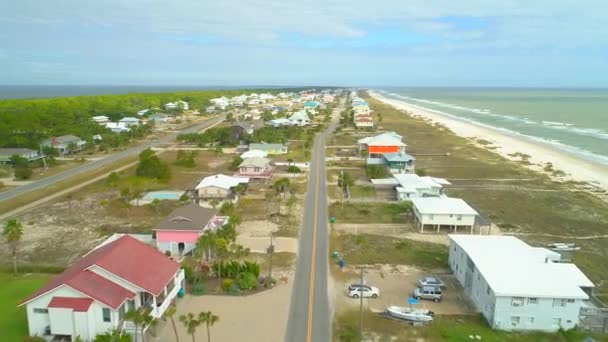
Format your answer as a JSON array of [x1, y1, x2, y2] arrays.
[[178, 242, 185, 256]]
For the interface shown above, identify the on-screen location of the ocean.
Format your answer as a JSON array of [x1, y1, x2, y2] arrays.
[[378, 88, 608, 166]]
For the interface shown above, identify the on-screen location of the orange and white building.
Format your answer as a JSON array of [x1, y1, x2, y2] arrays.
[[357, 132, 406, 164]]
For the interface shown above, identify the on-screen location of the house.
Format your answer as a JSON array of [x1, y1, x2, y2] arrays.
[[195, 174, 249, 202], [235, 157, 275, 180], [19, 235, 184, 341], [354, 115, 374, 128], [268, 118, 293, 127], [118, 117, 140, 127], [322, 94, 335, 103], [105, 122, 130, 133], [210, 97, 229, 110], [357, 132, 406, 164], [249, 142, 288, 155], [231, 120, 262, 141], [383, 152, 415, 174], [205, 106, 216, 114], [304, 101, 323, 109], [394, 174, 449, 200], [241, 149, 268, 159], [289, 111, 310, 126], [448, 235, 595, 332], [165, 101, 189, 111], [148, 114, 172, 123], [0, 148, 43, 163], [137, 109, 150, 116], [92, 116, 110, 125], [411, 197, 478, 233], [155, 203, 228, 256], [259, 93, 276, 101], [42, 135, 87, 155]]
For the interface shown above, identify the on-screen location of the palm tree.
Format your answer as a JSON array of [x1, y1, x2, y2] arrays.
[[163, 305, 180, 342], [125, 307, 151, 342], [198, 311, 219, 342], [209, 199, 219, 210], [196, 231, 217, 262], [3, 218, 23, 274], [234, 183, 245, 200], [179, 312, 201, 342]]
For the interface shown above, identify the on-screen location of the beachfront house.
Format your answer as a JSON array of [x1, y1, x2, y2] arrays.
[[19, 235, 184, 341], [118, 117, 140, 127], [0, 148, 43, 164], [354, 115, 374, 128], [357, 132, 406, 164], [289, 111, 310, 126], [449, 235, 595, 332], [155, 203, 229, 257], [42, 135, 87, 155], [249, 142, 288, 155], [411, 197, 478, 233], [394, 174, 449, 199], [194, 174, 249, 202], [383, 152, 415, 174], [235, 157, 275, 181]]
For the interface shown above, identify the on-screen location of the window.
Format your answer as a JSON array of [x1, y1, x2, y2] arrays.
[[567, 299, 575, 303], [511, 297, 524, 306], [511, 316, 520, 326], [486, 286, 491, 295], [33, 308, 48, 314], [525, 317, 535, 324], [553, 298, 566, 307], [429, 214, 434, 220], [102, 308, 111, 322], [552, 318, 562, 327], [457, 215, 462, 221], [528, 297, 539, 304]]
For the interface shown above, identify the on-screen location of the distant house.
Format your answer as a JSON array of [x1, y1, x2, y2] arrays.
[[304, 101, 323, 109], [393, 174, 449, 200], [0, 148, 43, 163], [383, 152, 415, 174], [137, 109, 150, 116], [195, 174, 249, 201], [148, 114, 172, 123], [118, 117, 140, 127], [19, 235, 184, 341], [354, 115, 374, 128], [92, 116, 110, 125], [230, 121, 263, 141], [210, 97, 230, 110], [42, 135, 87, 155], [268, 118, 293, 127], [241, 149, 268, 159], [235, 157, 275, 180], [165, 101, 189, 111], [105, 122, 130, 133], [357, 132, 406, 164], [249, 142, 288, 155], [411, 197, 478, 233], [322, 94, 335, 103], [289, 111, 310, 126], [155, 203, 228, 256], [449, 235, 594, 332], [205, 106, 216, 114]]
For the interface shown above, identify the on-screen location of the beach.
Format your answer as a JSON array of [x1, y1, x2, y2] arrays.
[[370, 91, 608, 193]]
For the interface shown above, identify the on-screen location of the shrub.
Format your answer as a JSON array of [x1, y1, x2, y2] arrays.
[[229, 156, 243, 171], [365, 165, 390, 179], [415, 168, 427, 176], [228, 283, 241, 296], [287, 165, 301, 173], [192, 281, 206, 296], [222, 278, 235, 292], [236, 272, 257, 290], [14, 166, 33, 180]]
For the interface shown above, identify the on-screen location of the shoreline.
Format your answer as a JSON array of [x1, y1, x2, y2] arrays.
[[369, 91, 608, 193]]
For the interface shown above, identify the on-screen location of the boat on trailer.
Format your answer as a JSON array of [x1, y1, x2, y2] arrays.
[[385, 306, 434, 322]]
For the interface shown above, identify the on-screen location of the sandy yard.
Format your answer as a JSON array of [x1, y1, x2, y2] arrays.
[[333, 223, 451, 246], [151, 276, 294, 342], [332, 265, 475, 316], [237, 235, 298, 253]]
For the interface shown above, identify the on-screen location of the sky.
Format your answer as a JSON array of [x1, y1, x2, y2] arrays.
[[1, 1, 607, 87]]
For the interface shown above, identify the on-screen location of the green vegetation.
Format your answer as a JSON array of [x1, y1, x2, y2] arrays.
[[174, 150, 198, 168], [334, 310, 604, 342], [329, 202, 411, 224], [365, 164, 390, 179], [135, 148, 170, 182], [2, 219, 23, 274], [331, 233, 448, 268], [0, 273, 51, 342], [178, 127, 236, 147]]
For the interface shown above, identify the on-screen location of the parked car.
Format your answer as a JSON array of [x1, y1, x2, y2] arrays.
[[418, 276, 446, 289], [348, 284, 379, 298], [413, 286, 443, 302]]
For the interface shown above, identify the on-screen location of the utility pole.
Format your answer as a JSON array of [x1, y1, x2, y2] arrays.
[[359, 266, 364, 341], [267, 232, 274, 282], [340, 169, 344, 211], [39, 144, 48, 170]]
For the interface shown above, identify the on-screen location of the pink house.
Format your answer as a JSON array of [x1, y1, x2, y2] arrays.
[[154, 203, 228, 257]]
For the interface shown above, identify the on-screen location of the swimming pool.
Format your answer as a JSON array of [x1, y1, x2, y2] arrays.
[[141, 191, 185, 201]]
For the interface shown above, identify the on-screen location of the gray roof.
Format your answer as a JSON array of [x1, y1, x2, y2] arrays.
[[0, 148, 37, 156], [249, 143, 286, 151], [239, 157, 271, 168], [383, 152, 415, 162], [156, 203, 217, 231], [46, 135, 83, 144]]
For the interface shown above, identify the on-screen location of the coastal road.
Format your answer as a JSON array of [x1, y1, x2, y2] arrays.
[[286, 101, 343, 342], [0, 115, 224, 203]]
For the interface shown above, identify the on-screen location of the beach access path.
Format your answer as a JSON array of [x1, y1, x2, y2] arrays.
[[370, 91, 608, 193], [0, 115, 225, 209]]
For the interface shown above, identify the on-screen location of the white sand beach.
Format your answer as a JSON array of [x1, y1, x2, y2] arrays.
[[370, 91, 608, 193]]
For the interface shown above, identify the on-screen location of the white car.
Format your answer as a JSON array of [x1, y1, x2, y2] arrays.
[[417, 277, 446, 289], [348, 284, 380, 298]]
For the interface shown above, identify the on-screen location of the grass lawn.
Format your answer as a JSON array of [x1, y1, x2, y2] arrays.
[[328, 202, 411, 224], [334, 309, 606, 342], [0, 272, 51, 341], [330, 233, 448, 268]]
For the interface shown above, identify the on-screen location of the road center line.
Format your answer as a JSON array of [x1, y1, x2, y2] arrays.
[[306, 136, 322, 342]]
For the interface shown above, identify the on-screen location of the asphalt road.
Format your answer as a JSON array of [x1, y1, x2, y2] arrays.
[[285, 102, 343, 342], [0, 115, 224, 203]]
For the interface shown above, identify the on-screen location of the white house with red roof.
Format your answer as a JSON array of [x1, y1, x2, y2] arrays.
[[19, 235, 184, 341]]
